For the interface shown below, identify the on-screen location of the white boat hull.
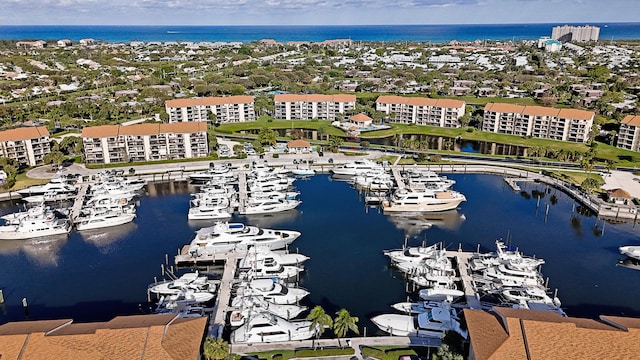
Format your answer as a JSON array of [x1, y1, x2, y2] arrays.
[[382, 198, 465, 213], [76, 213, 136, 231], [0, 224, 69, 240]]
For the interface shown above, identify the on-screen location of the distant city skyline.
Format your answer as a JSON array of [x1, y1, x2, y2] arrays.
[[0, 0, 637, 26]]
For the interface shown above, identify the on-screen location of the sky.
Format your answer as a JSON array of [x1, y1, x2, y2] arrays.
[[0, 0, 637, 26]]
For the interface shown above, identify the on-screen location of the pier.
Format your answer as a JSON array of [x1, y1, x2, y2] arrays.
[[237, 171, 248, 214], [208, 252, 242, 337], [449, 251, 482, 310], [391, 167, 405, 189], [70, 182, 90, 222]]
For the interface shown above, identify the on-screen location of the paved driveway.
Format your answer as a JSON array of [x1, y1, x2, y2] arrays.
[[602, 170, 640, 198]]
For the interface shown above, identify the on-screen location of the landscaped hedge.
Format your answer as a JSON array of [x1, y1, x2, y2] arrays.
[[294, 347, 354, 357]]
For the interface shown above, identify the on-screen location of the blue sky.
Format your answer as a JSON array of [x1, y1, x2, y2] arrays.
[[0, 0, 637, 25]]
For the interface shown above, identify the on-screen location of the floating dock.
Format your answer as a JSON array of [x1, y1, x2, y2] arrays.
[[449, 251, 482, 310], [70, 182, 90, 222]]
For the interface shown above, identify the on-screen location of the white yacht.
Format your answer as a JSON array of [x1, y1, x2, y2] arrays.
[[159, 288, 215, 305], [2, 204, 58, 225], [331, 159, 384, 176], [149, 272, 216, 296], [382, 188, 466, 213], [243, 248, 309, 266], [619, 245, 640, 260], [230, 296, 307, 326], [17, 181, 76, 196], [384, 243, 441, 264], [188, 206, 232, 221], [231, 312, 318, 344], [0, 217, 71, 240], [500, 286, 561, 309], [392, 300, 455, 314], [235, 278, 310, 305], [371, 304, 466, 338], [290, 167, 316, 177], [238, 258, 304, 281], [76, 207, 136, 231], [403, 169, 455, 190], [239, 199, 301, 215], [248, 191, 300, 203], [186, 222, 301, 256], [189, 163, 236, 182], [419, 288, 465, 301], [21, 191, 76, 204]]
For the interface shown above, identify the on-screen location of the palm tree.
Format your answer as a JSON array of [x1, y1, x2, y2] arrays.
[[328, 135, 343, 152], [202, 336, 229, 360], [307, 306, 333, 349], [333, 309, 359, 347]]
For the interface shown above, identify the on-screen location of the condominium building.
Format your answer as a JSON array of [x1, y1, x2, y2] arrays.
[[375, 95, 466, 128], [274, 94, 356, 120], [82, 122, 208, 164], [552, 25, 600, 43], [0, 126, 51, 167], [617, 115, 640, 151], [165, 96, 255, 123], [482, 103, 594, 143]]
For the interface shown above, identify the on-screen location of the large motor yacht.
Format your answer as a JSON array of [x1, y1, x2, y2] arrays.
[[230, 312, 318, 344], [382, 188, 466, 213]]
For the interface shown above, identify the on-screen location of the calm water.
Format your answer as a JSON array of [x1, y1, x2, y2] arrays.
[[1, 23, 639, 43], [0, 174, 639, 335]]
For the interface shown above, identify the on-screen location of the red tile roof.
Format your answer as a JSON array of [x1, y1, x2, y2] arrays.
[[81, 123, 207, 138], [165, 96, 254, 108], [376, 95, 464, 108], [287, 140, 311, 147], [0, 126, 50, 141], [274, 94, 356, 103], [350, 113, 372, 122], [622, 115, 640, 127], [485, 103, 594, 120]]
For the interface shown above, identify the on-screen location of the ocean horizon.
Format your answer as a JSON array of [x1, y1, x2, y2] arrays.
[[1, 23, 640, 43]]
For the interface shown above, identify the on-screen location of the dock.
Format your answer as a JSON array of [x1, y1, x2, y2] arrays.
[[391, 167, 405, 189], [70, 182, 90, 222], [208, 251, 242, 337], [504, 177, 521, 191], [237, 171, 247, 214], [449, 251, 482, 310]]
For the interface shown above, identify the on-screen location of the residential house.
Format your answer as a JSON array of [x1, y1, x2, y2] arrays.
[[617, 115, 640, 151], [465, 307, 640, 360], [482, 103, 594, 143], [82, 122, 208, 164], [274, 94, 356, 120], [0, 126, 51, 167], [375, 95, 466, 128], [607, 188, 634, 205], [57, 39, 72, 47], [165, 96, 255, 123], [0, 313, 207, 360], [16, 40, 47, 49]]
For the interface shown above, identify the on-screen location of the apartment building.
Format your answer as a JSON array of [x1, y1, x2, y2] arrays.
[[274, 94, 356, 120], [82, 122, 208, 164], [552, 25, 600, 43], [617, 115, 640, 151], [375, 95, 466, 128], [165, 96, 255, 123], [482, 103, 594, 143], [0, 126, 51, 167]]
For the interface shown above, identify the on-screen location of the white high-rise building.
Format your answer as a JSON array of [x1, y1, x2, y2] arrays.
[[552, 25, 600, 43]]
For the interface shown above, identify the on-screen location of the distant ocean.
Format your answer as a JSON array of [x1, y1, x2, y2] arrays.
[[1, 23, 640, 43]]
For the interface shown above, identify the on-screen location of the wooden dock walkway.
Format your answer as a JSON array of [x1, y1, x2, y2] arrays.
[[504, 177, 522, 191], [450, 251, 482, 310], [208, 251, 243, 337], [70, 183, 90, 222], [391, 167, 405, 190], [237, 171, 247, 214]]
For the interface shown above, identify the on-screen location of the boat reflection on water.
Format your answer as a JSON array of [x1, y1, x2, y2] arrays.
[[79, 222, 137, 252], [238, 209, 301, 228], [387, 210, 466, 236], [617, 257, 640, 271], [0, 235, 69, 267]]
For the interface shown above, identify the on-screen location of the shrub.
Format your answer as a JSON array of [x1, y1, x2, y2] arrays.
[[272, 153, 279, 158]]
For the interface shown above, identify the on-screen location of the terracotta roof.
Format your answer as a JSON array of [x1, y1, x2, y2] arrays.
[[350, 113, 372, 122], [165, 95, 254, 108], [287, 139, 311, 147], [484, 102, 527, 114], [557, 108, 594, 120], [274, 94, 356, 103], [607, 188, 632, 199], [463, 309, 510, 360], [0, 314, 207, 360], [522, 105, 560, 117], [0, 126, 50, 142], [81, 123, 207, 138], [376, 95, 464, 109], [466, 307, 640, 360], [0, 319, 72, 335], [622, 115, 640, 127]]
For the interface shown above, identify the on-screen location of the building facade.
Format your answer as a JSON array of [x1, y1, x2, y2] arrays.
[[482, 103, 594, 143], [0, 126, 51, 167], [617, 115, 640, 151], [165, 96, 255, 123], [552, 25, 600, 43], [274, 94, 356, 120], [82, 122, 208, 164], [375, 95, 466, 128]]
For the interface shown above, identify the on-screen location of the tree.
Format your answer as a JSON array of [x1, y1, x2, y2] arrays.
[[44, 150, 64, 165], [434, 344, 463, 360], [328, 135, 343, 152], [307, 306, 333, 349], [333, 309, 359, 347], [257, 127, 277, 146], [202, 336, 229, 360]]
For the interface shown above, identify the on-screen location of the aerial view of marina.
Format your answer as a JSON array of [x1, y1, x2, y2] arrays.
[[1, 0, 640, 359]]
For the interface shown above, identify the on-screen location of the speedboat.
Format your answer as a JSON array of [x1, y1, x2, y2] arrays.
[[392, 300, 455, 314], [243, 248, 309, 266], [234, 278, 309, 305], [186, 222, 301, 256], [500, 286, 561, 309], [619, 246, 640, 260], [238, 258, 304, 281], [371, 305, 466, 338], [230, 296, 307, 326], [290, 167, 316, 177], [231, 312, 318, 343], [188, 206, 232, 220], [418, 288, 465, 301], [0, 217, 71, 240], [382, 188, 466, 213], [403, 169, 455, 190], [384, 243, 441, 264], [239, 199, 301, 215]]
